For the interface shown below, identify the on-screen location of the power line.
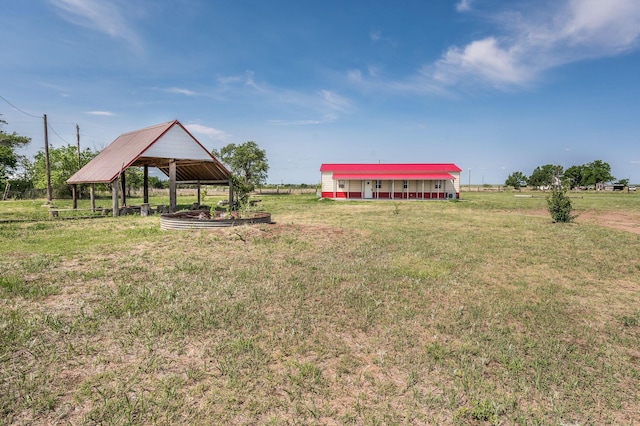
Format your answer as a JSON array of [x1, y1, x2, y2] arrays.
[[47, 122, 73, 145], [1, 94, 78, 145], [0, 94, 41, 118], [1, 95, 111, 150]]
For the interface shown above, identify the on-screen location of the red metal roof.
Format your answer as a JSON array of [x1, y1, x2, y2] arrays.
[[320, 163, 462, 173], [332, 173, 454, 180], [67, 120, 230, 184]]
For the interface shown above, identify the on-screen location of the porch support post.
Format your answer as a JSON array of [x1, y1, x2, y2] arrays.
[[72, 184, 77, 209], [143, 165, 149, 204], [120, 171, 126, 206], [169, 160, 177, 213], [112, 177, 119, 217], [90, 183, 96, 212], [391, 181, 394, 199]]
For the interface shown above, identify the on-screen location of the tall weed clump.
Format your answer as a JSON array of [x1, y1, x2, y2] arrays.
[[547, 187, 576, 223]]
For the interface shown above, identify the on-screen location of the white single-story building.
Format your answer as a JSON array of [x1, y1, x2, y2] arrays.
[[320, 163, 462, 200]]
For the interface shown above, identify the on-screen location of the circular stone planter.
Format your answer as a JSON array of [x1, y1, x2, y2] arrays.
[[160, 211, 271, 230]]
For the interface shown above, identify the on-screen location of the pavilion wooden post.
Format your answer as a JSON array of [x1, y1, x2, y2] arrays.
[[169, 160, 177, 213], [72, 184, 77, 209], [90, 184, 96, 212], [143, 165, 149, 204], [120, 171, 126, 206], [112, 177, 119, 217], [228, 179, 233, 207], [197, 182, 201, 206]]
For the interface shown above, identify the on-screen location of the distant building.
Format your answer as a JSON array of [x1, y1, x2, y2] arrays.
[[319, 163, 462, 200], [603, 184, 625, 191]]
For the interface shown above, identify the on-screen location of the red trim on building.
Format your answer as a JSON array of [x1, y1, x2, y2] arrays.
[[320, 163, 462, 173], [333, 173, 454, 180]]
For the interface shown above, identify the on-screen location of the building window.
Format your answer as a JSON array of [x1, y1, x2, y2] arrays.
[[403, 180, 408, 189], [434, 181, 441, 189], [376, 180, 382, 188], [338, 180, 345, 189]]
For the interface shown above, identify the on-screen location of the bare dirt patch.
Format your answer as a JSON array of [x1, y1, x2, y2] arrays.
[[528, 209, 640, 234], [579, 210, 640, 234]]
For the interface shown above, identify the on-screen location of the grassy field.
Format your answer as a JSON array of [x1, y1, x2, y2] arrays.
[[1, 191, 639, 425]]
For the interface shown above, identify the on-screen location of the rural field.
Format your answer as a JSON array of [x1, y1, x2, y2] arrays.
[[1, 191, 639, 425]]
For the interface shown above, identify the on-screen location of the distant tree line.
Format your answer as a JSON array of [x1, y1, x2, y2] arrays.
[[505, 160, 623, 190]]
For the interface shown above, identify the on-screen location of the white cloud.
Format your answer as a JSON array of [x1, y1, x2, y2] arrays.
[[243, 71, 259, 90], [561, 0, 640, 50], [320, 90, 352, 113], [217, 75, 243, 85], [432, 37, 533, 87], [48, 0, 142, 50], [456, 0, 473, 12], [347, 69, 363, 84], [185, 123, 230, 141], [164, 87, 197, 96], [262, 91, 348, 126], [367, 66, 380, 77], [267, 119, 324, 126], [85, 111, 114, 116], [263, 90, 350, 126], [421, 0, 640, 91]]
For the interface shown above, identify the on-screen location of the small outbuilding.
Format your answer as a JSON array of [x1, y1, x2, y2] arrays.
[[320, 163, 462, 200], [66, 120, 232, 215]]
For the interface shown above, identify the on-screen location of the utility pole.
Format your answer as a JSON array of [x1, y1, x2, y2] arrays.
[[76, 124, 81, 169], [43, 114, 52, 203]]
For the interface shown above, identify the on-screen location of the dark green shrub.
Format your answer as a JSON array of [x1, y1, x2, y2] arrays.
[[547, 188, 577, 223]]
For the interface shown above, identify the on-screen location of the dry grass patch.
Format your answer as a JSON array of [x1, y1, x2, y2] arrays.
[[2, 194, 640, 424]]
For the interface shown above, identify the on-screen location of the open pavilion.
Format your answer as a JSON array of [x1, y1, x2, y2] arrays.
[[66, 120, 232, 216]]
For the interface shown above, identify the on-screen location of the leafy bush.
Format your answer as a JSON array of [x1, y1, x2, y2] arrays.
[[547, 187, 577, 223]]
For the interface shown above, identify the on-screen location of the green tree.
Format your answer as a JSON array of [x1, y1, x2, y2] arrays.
[[212, 141, 269, 190], [124, 167, 144, 196], [563, 165, 586, 189], [148, 176, 167, 189], [31, 144, 98, 197], [505, 171, 528, 189], [212, 141, 268, 208], [0, 117, 31, 184], [582, 160, 614, 187], [528, 164, 563, 189]]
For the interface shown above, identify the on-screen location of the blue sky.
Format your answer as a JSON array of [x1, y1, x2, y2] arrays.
[[1, 0, 640, 184]]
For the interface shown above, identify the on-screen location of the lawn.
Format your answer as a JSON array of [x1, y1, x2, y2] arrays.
[[1, 191, 639, 424]]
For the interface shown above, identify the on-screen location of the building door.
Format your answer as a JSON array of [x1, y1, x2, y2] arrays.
[[364, 181, 373, 198]]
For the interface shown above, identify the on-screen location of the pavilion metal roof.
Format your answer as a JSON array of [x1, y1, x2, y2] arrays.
[[66, 120, 231, 184]]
